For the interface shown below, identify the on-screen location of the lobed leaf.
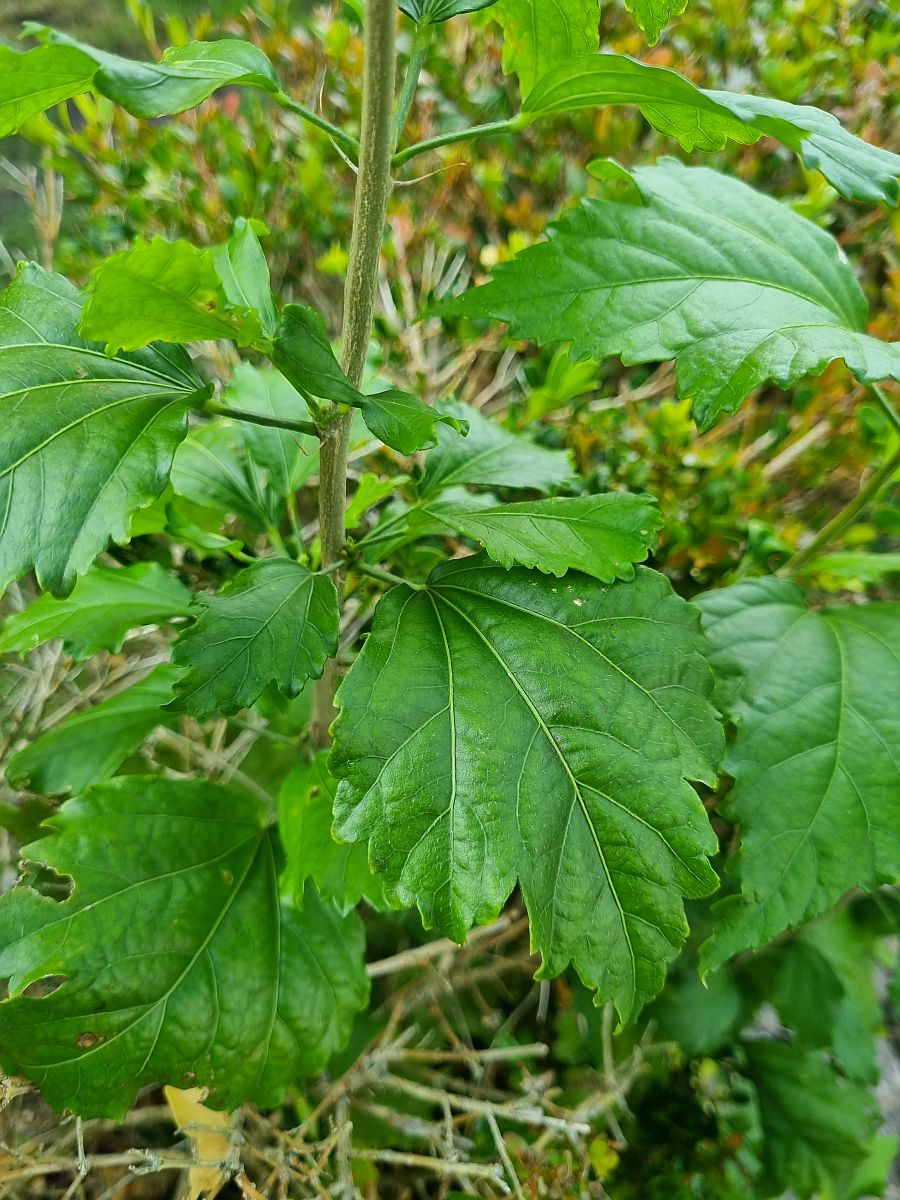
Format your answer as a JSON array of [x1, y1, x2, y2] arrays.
[[487, 0, 599, 97], [0, 779, 369, 1117], [0, 263, 207, 597], [272, 304, 465, 453], [419, 400, 576, 496], [6, 665, 183, 796], [279, 753, 390, 913], [331, 558, 722, 1021], [80, 234, 267, 354], [168, 559, 339, 719], [0, 562, 192, 660], [410, 493, 661, 581], [442, 160, 900, 428], [522, 53, 900, 205], [696, 578, 900, 971]]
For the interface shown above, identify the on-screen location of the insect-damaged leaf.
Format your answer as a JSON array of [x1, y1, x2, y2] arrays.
[[331, 558, 722, 1022], [0, 779, 369, 1118]]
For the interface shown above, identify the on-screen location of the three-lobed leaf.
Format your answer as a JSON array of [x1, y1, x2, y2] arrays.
[[0, 779, 369, 1118], [6, 665, 183, 796], [521, 53, 900, 205], [169, 559, 339, 719], [0, 562, 192, 659], [0, 263, 207, 597], [443, 160, 900, 428], [409, 493, 661, 581], [331, 558, 723, 1021], [696, 578, 900, 972]]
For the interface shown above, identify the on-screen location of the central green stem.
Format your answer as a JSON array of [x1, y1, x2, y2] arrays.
[[312, 0, 398, 747]]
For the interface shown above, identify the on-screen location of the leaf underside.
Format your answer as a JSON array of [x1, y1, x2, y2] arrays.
[[0, 779, 369, 1119], [0, 263, 206, 597], [331, 557, 723, 1022], [697, 578, 900, 971], [443, 160, 900, 428]]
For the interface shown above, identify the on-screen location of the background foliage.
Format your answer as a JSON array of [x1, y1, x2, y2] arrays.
[[0, 0, 898, 1196]]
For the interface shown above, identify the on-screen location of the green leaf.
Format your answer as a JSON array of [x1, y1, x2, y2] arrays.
[[346, 474, 405, 529], [419, 400, 576, 497], [6, 665, 182, 796], [0, 563, 192, 660], [171, 423, 284, 532], [272, 305, 462, 453], [624, 0, 686, 44], [80, 236, 265, 354], [743, 1040, 878, 1200], [331, 558, 722, 1021], [0, 263, 206, 597], [410, 493, 661, 581], [442, 160, 900, 429], [220, 364, 320, 499], [24, 25, 280, 120], [696, 579, 900, 971], [279, 754, 390, 913], [0, 43, 96, 136], [211, 219, 278, 339], [399, 0, 498, 22], [0, 778, 369, 1117], [169, 559, 339, 719], [488, 0, 599, 97], [522, 53, 900, 205]]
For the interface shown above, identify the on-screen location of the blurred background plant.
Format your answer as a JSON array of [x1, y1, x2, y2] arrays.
[[1, 0, 899, 1195]]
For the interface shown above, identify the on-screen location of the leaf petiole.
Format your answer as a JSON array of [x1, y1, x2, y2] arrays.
[[202, 399, 320, 439], [392, 113, 531, 169]]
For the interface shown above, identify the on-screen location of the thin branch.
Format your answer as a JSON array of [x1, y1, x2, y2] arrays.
[[273, 91, 360, 156]]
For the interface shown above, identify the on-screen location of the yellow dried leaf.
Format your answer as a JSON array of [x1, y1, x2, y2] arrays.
[[165, 1084, 234, 1200]]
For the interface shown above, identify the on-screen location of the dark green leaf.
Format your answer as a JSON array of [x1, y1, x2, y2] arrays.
[[697, 579, 900, 971], [0, 778, 369, 1117], [0, 563, 192, 660], [169, 559, 339, 718], [357, 389, 467, 455], [399, 0, 498, 22], [744, 1040, 878, 1200], [443, 160, 900, 429], [24, 25, 280, 119], [0, 263, 206, 597], [488, 0, 599, 96], [331, 559, 722, 1021], [419, 400, 576, 497], [522, 53, 900, 205], [6, 665, 182, 796], [80, 236, 265, 354], [410, 493, 661, 581], [0, 43, 96, 136], [279, 754, 390, 913]]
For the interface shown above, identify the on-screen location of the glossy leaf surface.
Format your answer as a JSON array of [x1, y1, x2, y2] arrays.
[[169, 559, 339, 718], [331, 559, 722, 1021], [0, 263, 206, 597], [0, 779, 369, 1118], [697, 578, 900, 970], [443, 161, 900, 428]]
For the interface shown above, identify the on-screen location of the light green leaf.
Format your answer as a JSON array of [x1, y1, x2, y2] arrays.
[[80, 237, 265, 354], [331, 558, 722, 1021], [443, 160, 900, 429], [272, 304, 463, 453], [522, 53, 900, 205], [744, 1040, 878, 1200], [419, 400, 576, 497], [624, 0, 686, 44], [0, 43, 96, 136], [0, 778, 369, 1117], [696, 579, 900, 971], [346, 474, 405, 529], [399, 0, 498, 22], [808, 551, 900, 587], [0, 263, 206, 597], [211, 219, 278, 339], [169, 559, 339, 719], [0, 563, 192, 660], [279, 754, 390, 913], [410, 493, 661, 581], [24, 25, 280, 120], [489, 0, 599, 97], [220, 364, 320, 499], [6, 665, 182, 796]]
